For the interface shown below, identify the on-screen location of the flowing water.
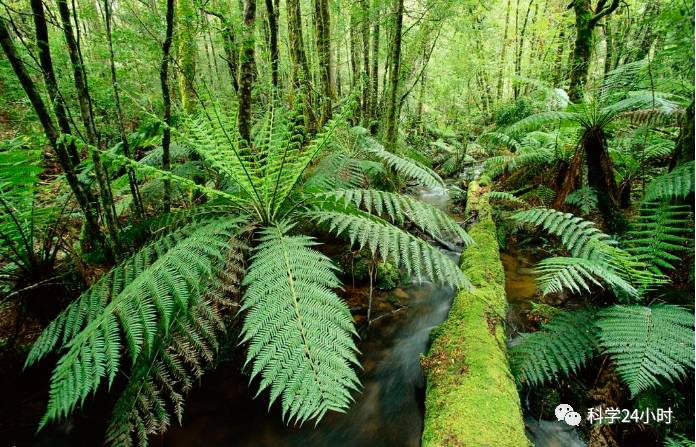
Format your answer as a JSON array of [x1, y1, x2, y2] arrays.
[[159, 187, 461, 447]]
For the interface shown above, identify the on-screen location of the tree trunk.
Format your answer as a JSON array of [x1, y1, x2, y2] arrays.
[[161, 0, 175, 213], [552, 149, 583, 209], [360, 0, 371, 125], [370, 0, 380, 125], [314, 0, 333, 126], [57, 0, 119, 254], [383, 0, 403, 150], [514, 0, 534, 99], [238, 0, 257, 145], [497, 0, 512, 100], [584, 127, 620, 223], [287, 0, 316, 132], [0, 16, 105, 254], [176, 0, 197, 113], [104, 0, 144, 219], [265, 0, 280, 90], [552, 27, 566, 87], [568, 0, 593, 102], [221, 19, 240, 93]]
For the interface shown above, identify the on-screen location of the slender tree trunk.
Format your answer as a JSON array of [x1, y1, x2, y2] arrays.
[[57, 0, 119, 253], [383, 0, 403, 150], [370, 0, 380, 124], [497, 0, 512, 100], [514, 0, 534, 99], [552, 27, 565, 86], [176, 0, 197, 113], [221, 19, 240, 93], [238, 0, 257, 145], [30, 0, 81, 167], [104, 0, 144, 219], [0, 16, 105, 254], [287, 0, 316, 131], [350, 10, 359, 89], [314, 0, 333, 126], [603, 17, 613, 77], [161, 0, 175, 213], [360, 0, 371, 125], [265, 0, 280, 90]]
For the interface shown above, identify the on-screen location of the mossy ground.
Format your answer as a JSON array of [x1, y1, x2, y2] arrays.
[[421, 182, 529, 447]]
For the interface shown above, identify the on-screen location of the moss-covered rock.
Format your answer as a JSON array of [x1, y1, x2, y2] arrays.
[[421, 181, 530, 447]]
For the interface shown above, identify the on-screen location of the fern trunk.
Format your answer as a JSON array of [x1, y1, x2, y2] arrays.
[[584, 127, 620, 217]]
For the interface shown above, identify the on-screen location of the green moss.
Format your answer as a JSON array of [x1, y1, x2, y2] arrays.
[[421, 181, 529, 447]]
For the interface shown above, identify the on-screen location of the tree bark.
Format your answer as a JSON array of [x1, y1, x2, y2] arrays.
[[360, 0, 371, 125], [265, 0, 280, 90], [161, 0, 175, 213], [0, 16, 104, 254], [383, 0, 404, 150], [287, 0, 315, 132], [497, 0, 512, 100], [568, 0, 620, 102], [57, 0, 119, 253], [370, 0, 380, 124], [176, 0, 197, 113], [314, 0, 333, 126], [669, 100, 695, 171], [238, 0, 257, 145]]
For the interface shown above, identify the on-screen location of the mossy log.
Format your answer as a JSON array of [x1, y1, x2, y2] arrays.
[[421, 181, 529, 447]]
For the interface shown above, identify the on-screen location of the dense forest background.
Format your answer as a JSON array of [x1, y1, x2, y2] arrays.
[[0, 0, 694, 445]]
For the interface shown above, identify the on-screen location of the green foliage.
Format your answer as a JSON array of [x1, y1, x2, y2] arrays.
[[484, 191, 528, 208], [511, 305, 695, 395], [664, 434, 696, 447], [564, 187, 598, 214], [26, 219, 244, 430], [510, 310, 597, 386], [643, 161, 695, 202], [597, 304, 695, 396], [534, 257, 637, 297], [240, 223, 359, 424], [626, 202, 693, 275]]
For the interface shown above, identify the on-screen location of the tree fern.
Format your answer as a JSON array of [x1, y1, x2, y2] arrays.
[[510, 309, 597, 386], [26, 218, 245, 428], [597, 304, 695, 396], [534, 257, 637, 298], [240, 223, 360, 425], [643, 161, 695, 202]]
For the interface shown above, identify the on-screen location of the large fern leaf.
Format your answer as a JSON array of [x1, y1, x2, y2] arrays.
[[534, 257, 638, 298], [643, 161, 695, 202], [510, 310, 597, 386], [240, 223, 360, 425], [305, 208, 471, 289], [597, 304, 695, 396], [27, 218, 245, 428]]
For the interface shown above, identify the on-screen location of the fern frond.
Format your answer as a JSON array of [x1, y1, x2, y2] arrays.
[[626, 202, 693, 274], [353, 129, 444, 187], [510, 310, 597, 386], [27, 218, 245, 428], [643, 161, 695, 202], [564, 187, 599, 215], [505, 111, 577, 134], [240, 223, 359, 425], [533, 257, 638, 298], [484, 191, 528, 208], [305, 208, 471, 289], [511, 208, 617, 261], [319, 189, 473, 245], [597, 304, 695, 396]]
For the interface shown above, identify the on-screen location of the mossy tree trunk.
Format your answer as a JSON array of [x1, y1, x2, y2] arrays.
[[287, 0, 316, 132], [422, 181, 529, 447], [383, 0, 403, 150], [238, 0, 257, 145], [160, 0, 175, 213], [177, 0, 197, 114], [370, 0, 380, 127], [313, 0, 333, 127], [568, 0, 620, 102], [265, 0, 280, 90]]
